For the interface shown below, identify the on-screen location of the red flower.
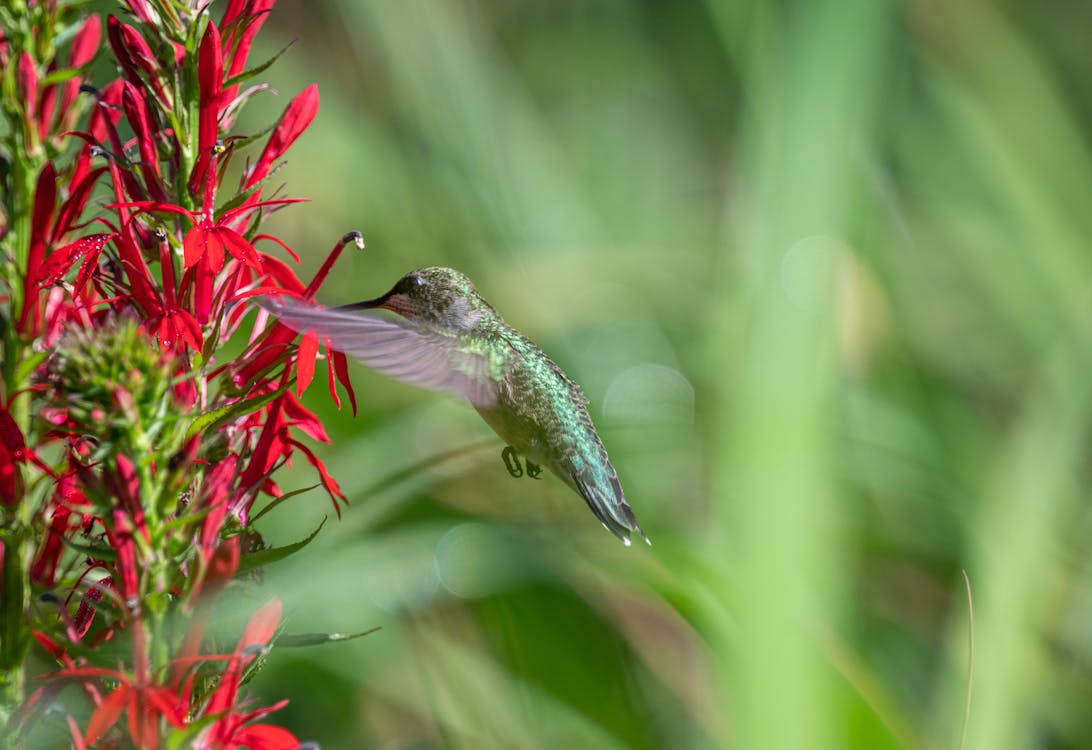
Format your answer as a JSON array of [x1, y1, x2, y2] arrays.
[[198, 599, 300, 750], [245, 83, 320, 190]]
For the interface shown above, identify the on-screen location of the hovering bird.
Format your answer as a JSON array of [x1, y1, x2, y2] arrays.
[[260, 267, 648, 545]]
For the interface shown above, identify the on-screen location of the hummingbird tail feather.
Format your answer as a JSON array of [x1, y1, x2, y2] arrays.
[[571, 472, 650, 547]]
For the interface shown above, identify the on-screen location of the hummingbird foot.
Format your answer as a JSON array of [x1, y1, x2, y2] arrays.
[[501, 447, 542, 480], [501, 446, 523, 478]]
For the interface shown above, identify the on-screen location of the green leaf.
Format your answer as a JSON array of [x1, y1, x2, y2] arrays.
[[214, 173, 268, 217], [16, 350, 48, 384], [39, 67, 84, 87], [59, 536, 117, 562], [276, 626, 381, 648], [236, 517, 326, 574], [249, 483, 320, 523], [223, 41, 295, 90], [185, 382, 290, 440]]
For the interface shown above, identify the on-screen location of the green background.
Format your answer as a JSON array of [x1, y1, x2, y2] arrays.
[[225, 1, 1092, 748]]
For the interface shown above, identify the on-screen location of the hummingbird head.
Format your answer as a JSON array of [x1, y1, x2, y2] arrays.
[[351, 267, 494, 333]]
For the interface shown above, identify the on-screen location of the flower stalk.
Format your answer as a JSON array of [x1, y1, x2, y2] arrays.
[[0, 1, 357, 746]]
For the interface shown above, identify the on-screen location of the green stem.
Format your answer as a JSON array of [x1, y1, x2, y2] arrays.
[[0, 528, 29, 732]]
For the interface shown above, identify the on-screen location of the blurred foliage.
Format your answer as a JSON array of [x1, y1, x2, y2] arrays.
[[219, 0, 1092, 748]]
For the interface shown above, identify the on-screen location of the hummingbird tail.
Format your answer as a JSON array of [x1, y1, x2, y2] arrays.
[[571, 472, 650, 547]]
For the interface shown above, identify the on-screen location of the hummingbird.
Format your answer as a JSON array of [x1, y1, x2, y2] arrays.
[[260, 267, 649, 546]]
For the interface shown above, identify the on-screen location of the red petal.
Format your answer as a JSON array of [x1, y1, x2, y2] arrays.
[[127, 688, 159, 750], [119, 0, 156, 25], [36, 233, 112, 289], [183, 224, 223, 271], [0, 404, 26, 454], [215, 226, 263, 271], [173, 309, 204, 352], [113, 230, 161, 313], [67, 715, 89, 750], [257, 254, 307, 294], [32, 631, 66, 660], [69, 15, 102, 69], [85, 684, 129, 745], [121, 81, 160, 179], [282, 392, 328, 443], [332, 350, 358, 415], [324, 343, 341, 410], [238, 598, 282, 652], [19, 161, 56, 331], [59, 16, 102, 124], [197, 22, 224, 158], [289, 438, 345, 507], [144, 686, 186, 728], [253, 233, 300, 263], [53, 167, 108, 242], [233, 723, 300, 750], [208, 535, 241, 583], [16, 52, 38, 119], [247, 84, 319, 188], [223, 0, 276, 79], [296, 332, 318, 396]]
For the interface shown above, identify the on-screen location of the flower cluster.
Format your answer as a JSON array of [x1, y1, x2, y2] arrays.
[[0, 1, 358, 746]]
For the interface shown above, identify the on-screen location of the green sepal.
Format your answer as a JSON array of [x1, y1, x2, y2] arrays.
[[236, 517, 325, 574], [222, 41, 295, 91], [186, 382, 291, 441], [276, 626, 382, 649]]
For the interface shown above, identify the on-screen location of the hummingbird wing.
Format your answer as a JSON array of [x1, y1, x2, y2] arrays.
[[259, 296, 499, 408]]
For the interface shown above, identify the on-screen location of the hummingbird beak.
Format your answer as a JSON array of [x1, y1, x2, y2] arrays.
[[335, 292, 390, 311], [335, 289, 420, 319]]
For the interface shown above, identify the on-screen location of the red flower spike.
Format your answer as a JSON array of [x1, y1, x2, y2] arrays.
[[246, 83, 319, 190]]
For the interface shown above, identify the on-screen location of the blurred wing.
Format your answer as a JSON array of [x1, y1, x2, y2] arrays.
[[259, 296, 499, 408]]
